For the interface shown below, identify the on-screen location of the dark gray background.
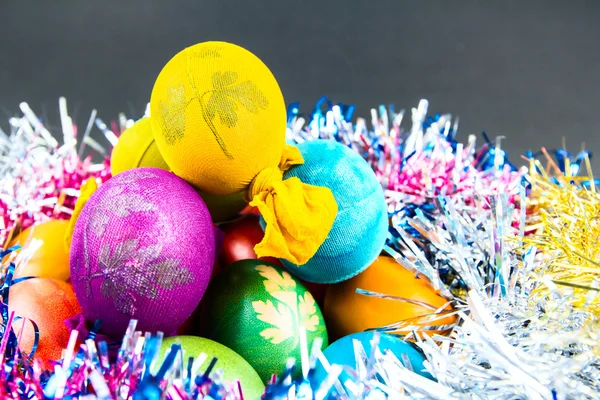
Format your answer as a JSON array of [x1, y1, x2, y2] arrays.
[[1, 1, 599, 167]]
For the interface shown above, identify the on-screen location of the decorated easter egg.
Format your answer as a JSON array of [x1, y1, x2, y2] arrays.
[[110, 117, 246, 223], [69, 168, 215, 337], [278, 140, 388, 283], [219, 214, 281, 266], [316, 331, 433, 392], [324, 256, 456, 340], [159, 336, 264, 399], [150, 41, 287, 195], [203, 259, 328, 382], [111, 117, 170, 175], [11, 219, 70, 281], [9, 278, 82, 365], [150, 41, 337, 266]]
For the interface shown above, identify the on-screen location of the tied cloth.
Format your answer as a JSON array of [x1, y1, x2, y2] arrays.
[[247, 145, 338, 265]]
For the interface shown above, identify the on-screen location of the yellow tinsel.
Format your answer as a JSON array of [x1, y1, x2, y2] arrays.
[[525, 149, 600, 315]]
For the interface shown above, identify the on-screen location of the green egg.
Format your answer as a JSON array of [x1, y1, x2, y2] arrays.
[[203, 259, 329, 383], [159, 335, 264, 399]]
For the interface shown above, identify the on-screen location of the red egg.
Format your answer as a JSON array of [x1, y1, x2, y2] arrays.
[[8, 278, 82, 366], [219, 214, 281, 266], [241, 205, 260, 215]]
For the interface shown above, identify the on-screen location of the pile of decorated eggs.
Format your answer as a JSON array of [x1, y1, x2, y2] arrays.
[[3, 40, 457, 395]]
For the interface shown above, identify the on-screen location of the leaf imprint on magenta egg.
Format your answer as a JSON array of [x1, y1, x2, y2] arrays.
[[88, 239, 193, 315], [83, 170, 158, 296]]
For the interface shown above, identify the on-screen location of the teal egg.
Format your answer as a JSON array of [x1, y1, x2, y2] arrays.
[[203, 259, 329, 382], [280, 140, 388, 284], [159, 336, 264, 399], [315, 331, 433, 394]]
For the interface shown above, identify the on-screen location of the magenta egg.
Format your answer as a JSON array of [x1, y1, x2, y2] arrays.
[[70, 168, 215, 337]]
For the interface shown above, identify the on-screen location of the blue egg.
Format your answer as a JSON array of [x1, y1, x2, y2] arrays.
[[315, 331, 433, 390], [280, 140, 388, 283]]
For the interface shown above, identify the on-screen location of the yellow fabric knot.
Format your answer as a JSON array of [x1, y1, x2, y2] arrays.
[[64, 177, 98, 253], [248, 145, 338, 265], [247, 167, 283, 201]]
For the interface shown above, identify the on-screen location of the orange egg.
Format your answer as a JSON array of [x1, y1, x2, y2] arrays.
[[324, 255, 456, 340], [11, 219, 70, 281], [8, 278, 82, 365]]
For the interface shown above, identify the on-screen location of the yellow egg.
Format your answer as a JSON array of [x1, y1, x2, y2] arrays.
[[150, 41, 286, 195], [111, 117, 170, 175], [11, 219, 71, 281]]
